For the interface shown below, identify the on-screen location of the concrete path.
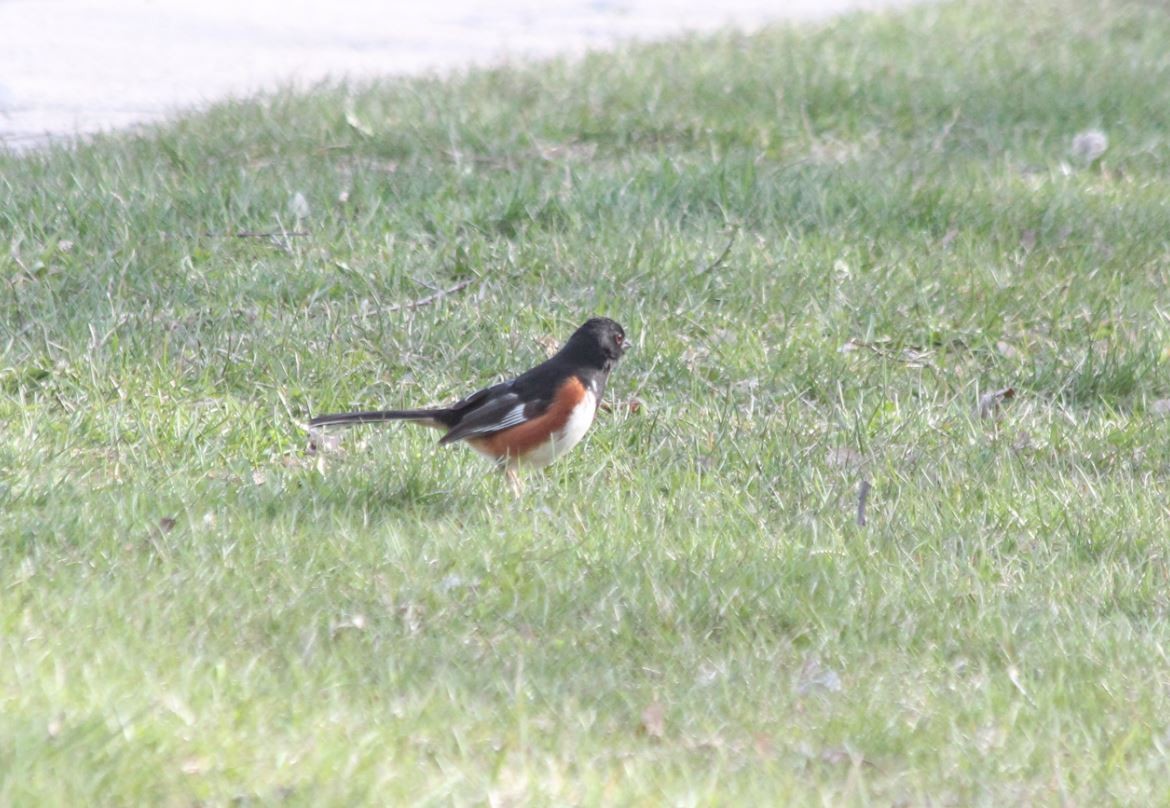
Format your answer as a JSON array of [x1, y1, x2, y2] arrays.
[[0, 0, 915, 151]]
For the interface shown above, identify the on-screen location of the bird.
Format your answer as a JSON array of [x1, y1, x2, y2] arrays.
[[308, 317, 630, 492]]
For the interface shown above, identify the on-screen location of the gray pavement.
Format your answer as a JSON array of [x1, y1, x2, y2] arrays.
[[0, 0, 917, 151]]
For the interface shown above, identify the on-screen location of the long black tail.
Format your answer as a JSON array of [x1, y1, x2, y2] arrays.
[[308, 409, 445, 429]]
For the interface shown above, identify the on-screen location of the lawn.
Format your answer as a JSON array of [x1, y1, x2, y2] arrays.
[[4, 0, 1170, 802]]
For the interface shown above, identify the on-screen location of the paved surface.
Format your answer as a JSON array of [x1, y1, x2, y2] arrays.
[[0, 0, 916, 151]]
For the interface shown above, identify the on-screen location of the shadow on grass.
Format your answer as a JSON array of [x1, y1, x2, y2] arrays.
[[266, 460, 494, 527]]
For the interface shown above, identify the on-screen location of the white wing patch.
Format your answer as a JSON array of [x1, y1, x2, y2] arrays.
[[459, 401, 529, 437]]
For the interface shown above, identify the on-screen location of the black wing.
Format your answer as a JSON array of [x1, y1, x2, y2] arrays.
[[438, 382, 551, 445]]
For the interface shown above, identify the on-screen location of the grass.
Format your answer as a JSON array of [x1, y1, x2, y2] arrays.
[[4, 0, 1170, 802]]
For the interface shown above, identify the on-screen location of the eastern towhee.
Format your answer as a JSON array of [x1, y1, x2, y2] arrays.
[[309, 317, 630, 491]]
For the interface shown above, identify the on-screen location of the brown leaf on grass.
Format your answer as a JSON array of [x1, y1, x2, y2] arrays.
[[251, 468, 267, 486], [397, 602, 425, 635], [1019, 229, 1037, 251], [640, 701, 666, 739], [840, 337, 935, 367], [180, 757, 207, 775], [839, 336, 893, 355], [145, 517, 177, 556], [307, 429, 343, 455], [938, 226, 959, 249], [288, 191, 311, 221], [330, 613, 367, 638], [344, 107, 374, 138], [797, 656, 843, 695], [857, 480, 872, 527], [534, 139, 598, 163], [976, 387, 1016, 419], [900, 347, 933, 368], [1007, 664, 1035, 705], [536, 334, 560, 358], [1151, 399, 1170, 418], [996, 341, 1021, 360], [820, 746, 852, 766], [601, 397, 644, 415], [826, 447, 865, 470], [1070, 129, 1108, 164]]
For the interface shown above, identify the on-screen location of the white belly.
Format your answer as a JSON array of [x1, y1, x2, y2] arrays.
[[518, 389, 597, 468]]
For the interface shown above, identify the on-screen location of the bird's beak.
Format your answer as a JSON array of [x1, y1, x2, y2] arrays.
[[621, 336, 633, 354]]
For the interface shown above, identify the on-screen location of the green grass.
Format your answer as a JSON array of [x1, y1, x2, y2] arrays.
[[4, 0, 1170, 802]]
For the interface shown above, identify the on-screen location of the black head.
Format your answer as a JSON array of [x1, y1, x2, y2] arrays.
[[563, 317, 630, 367]]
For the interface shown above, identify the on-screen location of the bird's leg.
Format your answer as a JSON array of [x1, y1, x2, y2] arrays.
[[504, 465, 524, 496]]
